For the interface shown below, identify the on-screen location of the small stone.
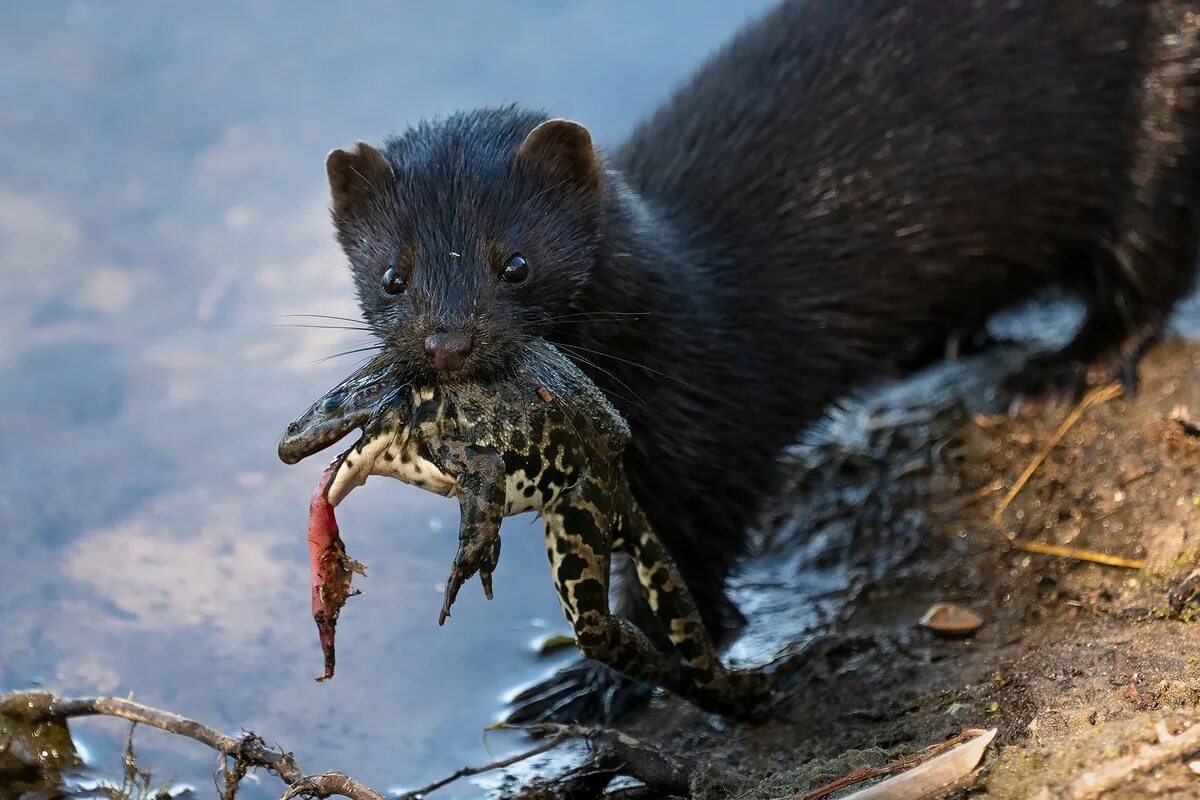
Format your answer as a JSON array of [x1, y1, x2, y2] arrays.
[[920, 602, 984, 637], [1171, 405, 1200, 436]]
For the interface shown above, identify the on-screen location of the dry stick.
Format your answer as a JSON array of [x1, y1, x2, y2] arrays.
[[989, 383, 1143, 568], [787, 728, 988, 800], [393, 732, 571, 799], [1009, 540, 1144, 569], [991, 382, 1123, 526], [3, 692, 384, 800], [483, 722, 701, 798], [281, 774, 389, 800], [6, 691, 585, 800], [1068, 720, 1200, 799], [528, 723, 700, 797]]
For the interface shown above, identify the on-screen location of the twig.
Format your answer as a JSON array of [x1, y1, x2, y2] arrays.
[[282, 773, 387, 800], [5, 692, 699, 800], [0, 691, 384, 800], [1010, 540, 1144, 569], [991, 382, 1123, 526], [525, 723, 701, 797], [786, 728, 989, 800], [1068, 719, 1200, 798], [218, 733, 261, 800], [394, 731, 571, 799]]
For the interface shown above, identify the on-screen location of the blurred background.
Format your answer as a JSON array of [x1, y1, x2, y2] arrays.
[[0, 2, 776, 797]]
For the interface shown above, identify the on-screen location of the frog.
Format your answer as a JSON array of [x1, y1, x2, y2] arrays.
[[278, 339, 799, 718]]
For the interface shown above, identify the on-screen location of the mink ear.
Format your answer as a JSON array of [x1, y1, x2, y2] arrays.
[[515, 119, 603, 193], [326, 141, 395, 217]]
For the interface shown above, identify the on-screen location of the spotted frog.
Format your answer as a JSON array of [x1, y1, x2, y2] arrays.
[[279, 340, 795, 717]]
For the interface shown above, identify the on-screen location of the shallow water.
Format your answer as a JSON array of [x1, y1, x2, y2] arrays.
[[0, 3, 776, 796], [11, 4, 1200, 798]]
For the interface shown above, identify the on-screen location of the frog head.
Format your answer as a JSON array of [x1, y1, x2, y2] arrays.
[[277, 354, 404, 465]]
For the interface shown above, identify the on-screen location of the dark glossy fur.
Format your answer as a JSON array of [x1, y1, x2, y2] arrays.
[[333, 0, 1200, 714]]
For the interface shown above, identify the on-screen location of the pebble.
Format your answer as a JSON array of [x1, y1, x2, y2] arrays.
[[920, 602, 984, 637]]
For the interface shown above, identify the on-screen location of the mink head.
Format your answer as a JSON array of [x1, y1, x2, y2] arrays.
[[326, 106, 606, 383]]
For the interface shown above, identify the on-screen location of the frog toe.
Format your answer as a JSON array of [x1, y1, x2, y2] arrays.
[[505, 660, 651, 724], [439, 565, 470, 625]]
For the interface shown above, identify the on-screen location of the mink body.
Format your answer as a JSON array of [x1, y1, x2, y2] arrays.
[[325, 0, 1200, 719]]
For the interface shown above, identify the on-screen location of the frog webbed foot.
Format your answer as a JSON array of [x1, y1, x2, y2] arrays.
[[505, 660, 652, 724], [438, 531, 501, 625]]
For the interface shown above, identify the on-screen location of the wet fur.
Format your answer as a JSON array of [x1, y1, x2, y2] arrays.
[[333, 0, 1200, 696]]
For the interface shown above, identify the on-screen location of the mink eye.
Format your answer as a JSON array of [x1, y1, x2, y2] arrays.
[[380, 266, 408, 296], [501, 253, 529, 284]]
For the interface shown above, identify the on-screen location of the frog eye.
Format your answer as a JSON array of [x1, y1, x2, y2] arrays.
[[381, 266, 408, 296], [501, 253, 529, 284], [319, 391, 345, 415]]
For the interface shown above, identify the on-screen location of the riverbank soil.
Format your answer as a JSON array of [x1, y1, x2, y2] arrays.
[[527, 337, 1200, 799]]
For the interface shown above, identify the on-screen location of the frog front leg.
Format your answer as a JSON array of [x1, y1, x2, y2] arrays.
[[438, 445, 505, 625]]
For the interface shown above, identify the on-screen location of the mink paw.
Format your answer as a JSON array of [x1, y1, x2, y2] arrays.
[[1002, 336, 1154, 408]]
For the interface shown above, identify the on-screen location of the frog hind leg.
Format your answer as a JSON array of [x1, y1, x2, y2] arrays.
[[542, 493, 692, 702], [609, 484, 722, 688], [544, 472, 751, 718], [439, 446, 505, 625], [610, 482, 788, 716]]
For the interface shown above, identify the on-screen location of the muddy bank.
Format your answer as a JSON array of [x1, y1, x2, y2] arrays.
[[512, 337, 1200, 798], [6, 336, 1200, 800]]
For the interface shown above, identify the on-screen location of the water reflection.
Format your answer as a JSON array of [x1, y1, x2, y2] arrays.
[[0, 1, 773, 796]]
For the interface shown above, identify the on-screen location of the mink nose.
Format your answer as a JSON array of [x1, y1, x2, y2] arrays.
[[424, 331, 474, 372]]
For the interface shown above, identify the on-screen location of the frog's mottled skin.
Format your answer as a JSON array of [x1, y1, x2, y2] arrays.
[[279, 341, 793, 717]]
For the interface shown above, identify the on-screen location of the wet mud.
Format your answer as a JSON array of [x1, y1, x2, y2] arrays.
[[513, 333, 1200, 799]]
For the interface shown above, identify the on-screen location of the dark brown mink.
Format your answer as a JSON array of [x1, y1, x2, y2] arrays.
[[320, 0, 1200, 721]]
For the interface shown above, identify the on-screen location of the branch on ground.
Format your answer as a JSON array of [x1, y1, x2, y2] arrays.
[[506, 723, 712, 798], [2, 690, 697, 800], [1067, 719, 1200, 799], [0, 691, 384, 800]]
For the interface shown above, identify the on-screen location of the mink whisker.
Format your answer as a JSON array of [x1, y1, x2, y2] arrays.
[[271, 323, 374, 332], [553, 344, 647, 407], [544, 311, 652, 322], [311, 345, 384, 366], [556, 342, 693, 388], [277, 313, 369, 324]]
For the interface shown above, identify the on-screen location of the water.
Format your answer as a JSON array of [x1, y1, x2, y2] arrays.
[[0, 2, 776, 796]]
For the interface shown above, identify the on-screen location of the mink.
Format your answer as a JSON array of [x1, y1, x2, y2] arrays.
[[320, 0, 1200, 721]]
